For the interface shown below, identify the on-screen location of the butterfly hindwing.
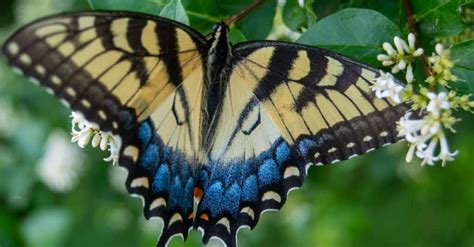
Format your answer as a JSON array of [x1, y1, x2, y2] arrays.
[[193, 41, 410, 246]]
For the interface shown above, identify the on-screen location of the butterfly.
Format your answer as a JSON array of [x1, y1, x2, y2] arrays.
[[3, 10, 410, 247]]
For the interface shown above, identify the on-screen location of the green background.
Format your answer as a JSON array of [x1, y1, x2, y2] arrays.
[[0, 0, 473, 246]]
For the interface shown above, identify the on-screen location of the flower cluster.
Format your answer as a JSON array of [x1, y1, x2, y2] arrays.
[[373, 33, 473, 166], [397, 99, 457, 166], [426, 44, 458, 86], [70, 112, 121, 165], [371, 71, 404, 103], [377, 33, 424, 83]]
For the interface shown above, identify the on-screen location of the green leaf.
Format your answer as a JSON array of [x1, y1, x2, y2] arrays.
[[282, 0, 317, 31], [312, 0, 405, 26], [297, 8, 402, 65], [236, 0, 277, 40], [183, 0, 251, 34], [88, 0, 167, 15], [229, 28, 247, 43], [451, 40, 474, 93], [411, 0, 472, 37], [283, 0, 307, 31], [160, 0, 189, 24]]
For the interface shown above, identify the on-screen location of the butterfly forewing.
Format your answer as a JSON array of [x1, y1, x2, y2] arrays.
[[2, 12, 207, 133]]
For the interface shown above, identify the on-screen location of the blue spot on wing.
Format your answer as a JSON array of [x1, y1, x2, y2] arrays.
[[169, 176, 183, 209], [201, 182, 224, 217], [222, 183, 241, 216], [298, 139, 316, 156], [138, 122, 152, 145], [183, 178, 194, 210], [152, 165, 170, 193], [140, 144, 159, 169], [258, 159, 280, 187], [242, 175, 258, 202], [276, 142, 291, 165], [200, 170, 209, 189]]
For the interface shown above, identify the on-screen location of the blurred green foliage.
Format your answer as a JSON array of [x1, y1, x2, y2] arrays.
[[0, 0, 473, 246]]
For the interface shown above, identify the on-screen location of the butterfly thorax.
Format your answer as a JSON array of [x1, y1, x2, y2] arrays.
[[205, 23, 233, 124]]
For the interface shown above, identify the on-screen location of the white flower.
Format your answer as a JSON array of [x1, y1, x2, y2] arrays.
[[378, 33, 423, 83], [103, 133, 122, 165], [37, 130, 83, 193], [70, 111, 122, 165], [435, 43, 444, 56], [397, 112, 458, 166], [438, 134, 458, 166], [372, 71, 404, 103], [426, 92, 450, 117]]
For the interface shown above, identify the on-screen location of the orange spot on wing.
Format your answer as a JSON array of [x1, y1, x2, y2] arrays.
[[194, 187, 203, 201], [200, 213, 209, 222], [188, 212, 194, 220]]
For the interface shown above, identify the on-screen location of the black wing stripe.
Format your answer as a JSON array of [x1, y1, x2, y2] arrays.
[[322, 92, 364, 157], [125, 18, 148, 54], [156, 25, 182, 86]]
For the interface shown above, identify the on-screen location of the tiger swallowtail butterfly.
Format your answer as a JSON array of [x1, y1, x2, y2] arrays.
[[3, 9, 410, 247]]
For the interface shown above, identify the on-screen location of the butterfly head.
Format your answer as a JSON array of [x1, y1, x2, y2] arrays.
[[212, 22, 230, 37]]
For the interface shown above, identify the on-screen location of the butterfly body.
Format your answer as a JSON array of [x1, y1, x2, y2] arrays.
[[3, 11, 410, 247]]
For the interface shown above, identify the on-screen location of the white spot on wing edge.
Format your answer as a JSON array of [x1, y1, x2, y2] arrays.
[[51, 75, 62, 85], [81, 99, 91, 108], [19, 53, 31, 65], [348, 154, 359, 159], [28, 77, 40, 85], [60, 99, 70, 107], [149, 197, 167, 211], [240, 207, 255, 220], [216, 217, 231, 233], [168, 213, 183, 227], [363, 136, 373, 142], [6, 42, 19, 55], [283, 166, 300, 179], [65, 87, 76, 97], [35, 65, 46, 75], [262, 191, 281, 203], [305, 162, 314, 174], [12, 66, 24, 75], [330, 159, 340, 164], [130, 177, 149, 189], [123, 145, 139, 162], [45, 88, 55, 95]]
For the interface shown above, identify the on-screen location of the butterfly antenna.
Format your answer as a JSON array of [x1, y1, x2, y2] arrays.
[[215, 0, 224, 22]]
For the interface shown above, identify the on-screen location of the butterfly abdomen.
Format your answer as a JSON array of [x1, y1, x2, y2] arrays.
[[204, 23, 234, 138]]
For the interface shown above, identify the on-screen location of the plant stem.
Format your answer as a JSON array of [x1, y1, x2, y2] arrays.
[[225, 0, 264, 26], [402, 0, 431, 79]]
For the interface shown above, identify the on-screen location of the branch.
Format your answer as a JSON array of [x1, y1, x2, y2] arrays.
[[402, 0, 431, 78]]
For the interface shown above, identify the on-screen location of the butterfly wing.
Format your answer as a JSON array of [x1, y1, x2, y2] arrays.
[[194, 41, 410, 246], [3, 11, 208, 245]]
